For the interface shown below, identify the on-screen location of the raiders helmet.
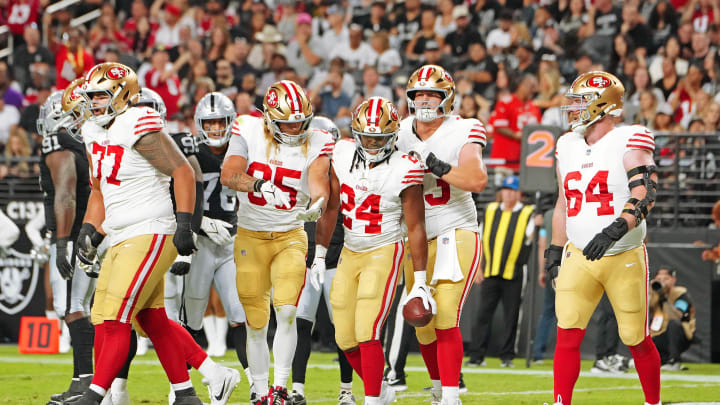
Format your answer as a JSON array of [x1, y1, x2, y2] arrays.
[[195, 92, 236, 147]]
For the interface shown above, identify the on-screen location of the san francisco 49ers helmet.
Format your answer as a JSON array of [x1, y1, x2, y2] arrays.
[[561, 71, 624, 135], [37, 91, 64, 138], [351, 97, 400, 163], [135, 87, 167, 122], [59, 78, 87, 140], [406, 64, 455, 122], [81, 62, 139, 126], [310, 115, 340, 141], [195, 92, 236, 147], [263, 80, 314, 146]]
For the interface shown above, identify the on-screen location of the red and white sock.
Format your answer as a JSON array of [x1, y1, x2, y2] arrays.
[[629, 335, 661, 405], [553, 327, 585, 405], [359, 340, 384, 397]]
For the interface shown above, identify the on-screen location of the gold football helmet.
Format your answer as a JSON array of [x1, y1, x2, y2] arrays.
[[351, 97, 400, 163], [81, 62, 139, 126], [263, 80, 314, 146], [562, 71, 624, 134], [60, 77, 87, 139], [406, 64, 455, 122]]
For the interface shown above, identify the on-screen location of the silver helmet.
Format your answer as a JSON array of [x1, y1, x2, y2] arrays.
[[310, 115, 340, 141], [37, 91, 70, 138], [195, 92, 236, 147], [135, 87, 167, 122]]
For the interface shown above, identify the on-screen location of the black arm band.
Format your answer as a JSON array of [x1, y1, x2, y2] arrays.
[[176, 211, 193, 231], [192, 181, 203, 233], [253, 179, 266, 192], [426, 152, 452, 178]]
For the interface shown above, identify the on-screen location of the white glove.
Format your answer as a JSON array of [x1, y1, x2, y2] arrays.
[[200, 217, 234, 245], [309, 245, 327, 291], [296, 197, 325, 222], [402, 270, 437, 314], [257, 180, 291, 209], [408, 141, 430, 163]]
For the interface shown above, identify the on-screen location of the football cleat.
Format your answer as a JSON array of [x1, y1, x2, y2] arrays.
[[378, 381, 395, 405], [384, 373, 407, 392], [431, 386, 442, 405], [49, 378, 84, 403], [204, 366, 241, 405], [337, 389, 356, 405], [288, 390, 306, 405], [591, 355, 626, 373], [459, 373, 467, 393], [171, 395, 205, 405], [500, 359, 515, 368], [269, 386, 290, 405], [250, 392, 268, 405], [440, 399, 462, 405]]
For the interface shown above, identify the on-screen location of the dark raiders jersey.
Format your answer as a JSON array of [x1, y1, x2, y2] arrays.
[[39, 129, 90, 242], [196, 143, 237, 235], [305, 212, 344, 269], [171, 131, 199, 157]]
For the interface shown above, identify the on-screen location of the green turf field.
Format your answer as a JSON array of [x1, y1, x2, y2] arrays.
[[1, 345, 719, 404]]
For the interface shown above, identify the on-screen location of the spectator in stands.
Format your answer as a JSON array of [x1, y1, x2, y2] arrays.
[[249, 24, 285, 73], [0, 93, 19, 148], [318, 5, 350, 63], [308, 57, 357, 103], [0, 62, 24, 111], [443, 5, 482, 67], [329, 23, 377, 76], [130, 16, 156, 60], [456, 41, 498, 99], [655, 57, 681, 101], [650, 36, 689, 85], [467, 175, 538, 368], [18, 82, 50, 138], [677, 22, 695, 61], [2, 127, 33, 179], [649, 267, 696, 370], [153, 3, 189, 49], [634, 90, 661, 128], [309, 64, 352, 123], [405, 8, 442, 65], [235, 91, 262, 117], [207, 26, 232, 67], [370, 31, 402, 83], [512, 41, 538, 80], [89, 12, 130, 63], [534, 57, 564, 111], [215, 58, 241, 100], [652, 102, 680, 132], [458, 93, 489, 122], [620, 3, 653, 55], [419, 40, 446, 70], [53, 26, 95, 89], [357, 1, 392, 38], [434, 0, 457, 39], [259, 54, 287, 96], [628, 68, 666, 108], [123, 0, 154, 38], [13, 24, 53, 91], [486, 8, 514, 57], [578, 0, 622, 68], [354, 65, 393, 105], [285, 13, 323, 82], [145, 45, 185, 118], [648, 1, 678, 54], [682, 0, 720, 34], [391, 0, 421, 51], [701, 101, 720, 131], [276, 0, 301, 42], [240, 73, 264, 109], [557, 0, 587, 57], [6, 0, 42, 47], [690, 31, 713, 67], [192, 76, 216, 107], [471, 0, 502, 38], [228, 38, 257, 81], [488, 74, 540, 173], [609, 33, 636, 80], [669, 63, 707, 128]]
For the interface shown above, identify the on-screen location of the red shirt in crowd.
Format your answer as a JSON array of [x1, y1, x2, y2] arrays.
[[55, 45, 95, 89], [6, 0, 41, 36], [145, 68, 181, 118], [488, 93, 541, 171]]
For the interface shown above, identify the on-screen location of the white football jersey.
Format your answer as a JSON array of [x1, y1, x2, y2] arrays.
[[227, 115, 334, 232], [333, 139, 424, 252], [82, 106, 175, 245], [556, 124, 655, 255], [396, 115, 487, 239]]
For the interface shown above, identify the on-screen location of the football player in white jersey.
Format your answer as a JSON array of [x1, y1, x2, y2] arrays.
[[69, 63, 237, 405], [396, 64, 487, 405], [221, 80, 335, 404], [545, 71, 660, 405], [329, 97, 428, 405]]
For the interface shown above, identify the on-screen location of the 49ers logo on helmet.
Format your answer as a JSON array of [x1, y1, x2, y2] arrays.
[[106, 67, 127, 80], [70, 87, 82, 100], [389, 104, 398, 121], [588, 76, 610, 88], [443, 71, 454, 83], [267, 89, 278, 108]]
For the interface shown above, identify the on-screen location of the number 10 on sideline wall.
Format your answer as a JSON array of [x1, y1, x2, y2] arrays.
[[520, 125, 562, 194], [18, 316, 60, 354]]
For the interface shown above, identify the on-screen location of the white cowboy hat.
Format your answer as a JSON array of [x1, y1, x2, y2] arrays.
[[255, 25, 282, 43]]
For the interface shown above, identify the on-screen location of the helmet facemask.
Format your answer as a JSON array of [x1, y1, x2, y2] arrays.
[[199, 117, 234, 147], [353, 130, 397, 163], [266, 114, 314, 146], [407, 89, 450, 122]]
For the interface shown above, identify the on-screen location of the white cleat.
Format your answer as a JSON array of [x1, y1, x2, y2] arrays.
[[205, 367, 241, 405], [137, 336, 149, 356], [99, 389, 114, 405], [111, 389, 130, 405], [379, 381, 396, 405], [440, 399, 461, 405], [431, 387, 442, 405]]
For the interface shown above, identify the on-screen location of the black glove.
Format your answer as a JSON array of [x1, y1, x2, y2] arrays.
[[76, 223, 104, 265], [582, 218, 629, 261], [544, 244, 564, 283], [169, 255, 192, 275], [55, 237, 74, 280], [425, 152, 452, 178], [173, 212, 197, 256]]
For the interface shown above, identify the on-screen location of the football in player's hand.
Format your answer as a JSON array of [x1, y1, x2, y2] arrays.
[[403, 297, 433, 327]]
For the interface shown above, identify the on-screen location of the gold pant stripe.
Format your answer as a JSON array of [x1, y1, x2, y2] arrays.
[[372, 241, 405, 340], [117, 234, 167, 323], [456, 232, 482, 327]]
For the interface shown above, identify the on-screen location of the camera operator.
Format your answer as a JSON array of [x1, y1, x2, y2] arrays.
[[649, 267, 696, 370]]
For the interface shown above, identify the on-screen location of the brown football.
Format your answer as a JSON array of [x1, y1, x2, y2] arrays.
[[402, 297, 433, 327]]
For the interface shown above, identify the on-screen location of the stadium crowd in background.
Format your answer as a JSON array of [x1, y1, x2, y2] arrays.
[[1, 0, 720, 179]]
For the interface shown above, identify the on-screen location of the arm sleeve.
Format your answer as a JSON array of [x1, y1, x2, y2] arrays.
[[131, 108, 165, 144], [399, 157, 425, 193], [625, 126, 655, 153], [0, 210, 20, 248], [464, 118, 487, 147]]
